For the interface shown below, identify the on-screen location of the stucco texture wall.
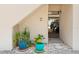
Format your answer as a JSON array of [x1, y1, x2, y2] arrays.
[[17, 5, 48, 43], [60, 4, 73, 47], [0, 4, 41, 50]]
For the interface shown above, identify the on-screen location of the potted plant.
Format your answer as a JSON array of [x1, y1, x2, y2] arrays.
[[18, 37, 28, 49], [18, 28, 30, 49], [34, 34, 45, 51], [14, 27, 31, 49]]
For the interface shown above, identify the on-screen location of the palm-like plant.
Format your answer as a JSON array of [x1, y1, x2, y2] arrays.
[[22, 28, 30, 41], [13, 27, 31, 49], [21, 28, 30, 46], [13, 32, 20, 47]]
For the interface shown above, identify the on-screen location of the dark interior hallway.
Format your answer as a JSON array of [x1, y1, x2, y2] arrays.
[[48, 31, 59, 38]]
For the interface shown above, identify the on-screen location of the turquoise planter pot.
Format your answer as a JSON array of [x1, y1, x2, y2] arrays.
[[36, 43, 44, 51], [18, 39, 28, 49]]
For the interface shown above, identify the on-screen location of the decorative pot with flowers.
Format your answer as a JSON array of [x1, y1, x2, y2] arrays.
[[34, 34, 45, 51]]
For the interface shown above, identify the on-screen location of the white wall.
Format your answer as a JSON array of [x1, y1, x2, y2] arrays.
[[73, 4, 79, 50], [0, 4, 41, 50], [60, 4, 73, 47], [18, 5, 48, 43]]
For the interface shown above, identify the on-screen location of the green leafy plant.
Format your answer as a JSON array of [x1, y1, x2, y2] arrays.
[[13, 32, 20, 47], [34, 34, 45, 52], [21, 28, 29, 40], [34, 34, 44, 44], [13, 27, 32, 48], [21, 28, 31, 47]]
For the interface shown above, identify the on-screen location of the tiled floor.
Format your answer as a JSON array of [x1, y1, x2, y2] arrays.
[[0, 44, 48, 54], [0, 38, 79, 54], [48, 38, 79, 54], [11, 44, 48, 54]]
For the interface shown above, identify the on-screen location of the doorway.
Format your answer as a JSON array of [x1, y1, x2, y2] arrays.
[[48, 17, 59, 38], [48, 10, 60, 46], [48, 4, 73, 54], [48, 11, 60, 39]]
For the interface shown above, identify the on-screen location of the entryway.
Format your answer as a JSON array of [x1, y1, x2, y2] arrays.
[[48, 4, 72, 53], [48, 4, 60, 44]]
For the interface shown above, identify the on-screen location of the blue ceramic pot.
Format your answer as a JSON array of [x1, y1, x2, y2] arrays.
[[18, 39, 27, 49], [36, 43, 44, 51]]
